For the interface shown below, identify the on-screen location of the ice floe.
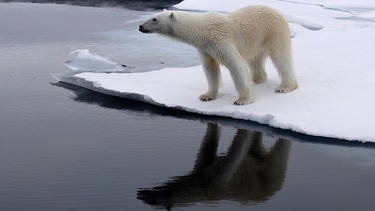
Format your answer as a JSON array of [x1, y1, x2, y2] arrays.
[[53, 0, 375, 142]]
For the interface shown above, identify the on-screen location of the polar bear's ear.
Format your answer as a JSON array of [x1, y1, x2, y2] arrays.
[[170, 12, 177, 21]]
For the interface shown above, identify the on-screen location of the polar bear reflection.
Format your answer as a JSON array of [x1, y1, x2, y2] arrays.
[[137, 123, 291, 210]]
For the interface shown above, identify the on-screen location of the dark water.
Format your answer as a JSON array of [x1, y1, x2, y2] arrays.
[[0, 0, 183, 10], [1, 2, 375, 211]]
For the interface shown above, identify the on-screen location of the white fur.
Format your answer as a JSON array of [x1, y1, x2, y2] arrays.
[[139, 6, 298, 105]]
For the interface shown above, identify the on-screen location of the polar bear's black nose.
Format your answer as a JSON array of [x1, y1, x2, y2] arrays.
[[139, 25, 150, 33], [139, 25, 147, 33]]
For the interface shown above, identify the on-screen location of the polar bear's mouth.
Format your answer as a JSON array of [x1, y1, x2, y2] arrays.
[[139, 25, 151, 33]]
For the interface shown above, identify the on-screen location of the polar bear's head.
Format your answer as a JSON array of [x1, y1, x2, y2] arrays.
[[139, 10, 177, 35]]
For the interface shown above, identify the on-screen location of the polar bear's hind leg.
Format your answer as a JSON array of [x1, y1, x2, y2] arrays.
[[270, 51, 298, 93]]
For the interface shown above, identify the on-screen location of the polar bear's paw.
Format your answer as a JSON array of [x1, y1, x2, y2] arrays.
[[275, 83, 298, 93], [234, 98, 254, 106], [199, 94, 216, 102]]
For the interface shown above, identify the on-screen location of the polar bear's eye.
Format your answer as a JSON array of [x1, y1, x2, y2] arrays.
[[152, 18, 157, 22]]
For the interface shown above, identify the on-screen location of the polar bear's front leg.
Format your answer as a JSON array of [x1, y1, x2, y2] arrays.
[[198, 51, 221, 102], [217, 45, 255, 105], [233, 88, 254, 105]]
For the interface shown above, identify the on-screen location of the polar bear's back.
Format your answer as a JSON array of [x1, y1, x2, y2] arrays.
[[227, 6, 292, 57], [228, 6, 288, 27]]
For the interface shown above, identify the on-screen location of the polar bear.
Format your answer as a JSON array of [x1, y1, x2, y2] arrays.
[[139, 6, 298, 105]]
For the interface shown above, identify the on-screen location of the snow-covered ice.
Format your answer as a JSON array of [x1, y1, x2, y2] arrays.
[[53, 0, 375, 142]]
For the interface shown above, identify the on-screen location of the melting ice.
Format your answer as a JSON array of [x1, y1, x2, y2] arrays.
[[53, 0, 375, 143]]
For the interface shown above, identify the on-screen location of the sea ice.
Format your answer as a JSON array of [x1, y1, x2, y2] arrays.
[[64, 49, 133, 73], [54, 0, 375, 142]]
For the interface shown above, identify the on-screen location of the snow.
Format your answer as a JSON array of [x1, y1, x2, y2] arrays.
[[53, 0, 375, 143]]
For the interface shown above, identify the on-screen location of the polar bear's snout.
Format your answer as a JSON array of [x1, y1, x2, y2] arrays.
[[139, 25, 150, 33]]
